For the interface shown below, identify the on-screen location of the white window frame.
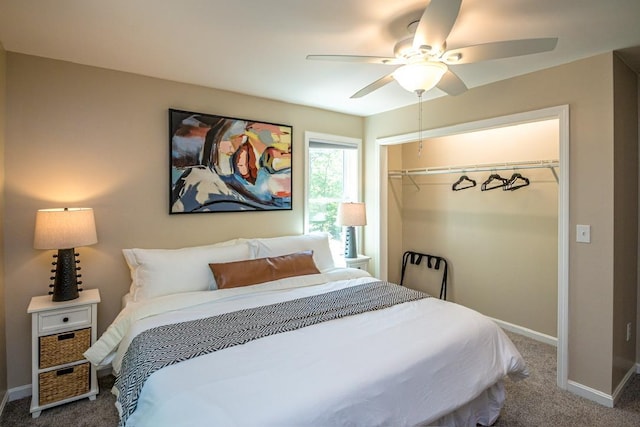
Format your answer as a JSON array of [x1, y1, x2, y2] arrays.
[[304, 131, 363, 255]]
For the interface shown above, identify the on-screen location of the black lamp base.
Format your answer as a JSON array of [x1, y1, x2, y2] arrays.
[[344, 226, 357, 259], [50, 248, 81, 302]]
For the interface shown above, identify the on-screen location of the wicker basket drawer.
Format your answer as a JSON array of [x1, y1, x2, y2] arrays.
[[39, 363, 89, 406], [39, 328, 91, 369]]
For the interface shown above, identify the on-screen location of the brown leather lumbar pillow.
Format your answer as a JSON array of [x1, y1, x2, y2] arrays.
[[209, 250, 320, 289]]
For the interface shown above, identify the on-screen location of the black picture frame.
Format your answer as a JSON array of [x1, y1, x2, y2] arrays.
[[169, 109, 293, 214]]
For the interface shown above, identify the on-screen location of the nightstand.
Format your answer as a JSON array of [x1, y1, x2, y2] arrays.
[[27, 289, 100, 418], [344, 254, 371, 272]]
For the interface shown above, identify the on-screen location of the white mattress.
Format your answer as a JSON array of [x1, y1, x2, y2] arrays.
[[87, 269, 527, 427]]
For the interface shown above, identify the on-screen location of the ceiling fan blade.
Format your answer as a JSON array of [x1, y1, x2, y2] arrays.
[[350, 73, 396, 98], [436, 69, 467, 96], [443, 38, 558, 64], [413, 0, 462, 52], [306, 54, 403, 65]]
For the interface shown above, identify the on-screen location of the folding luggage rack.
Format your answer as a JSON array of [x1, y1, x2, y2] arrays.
[[399, 251, 448, 300]]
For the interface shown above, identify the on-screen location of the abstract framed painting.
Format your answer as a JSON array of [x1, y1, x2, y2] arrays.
[[169, 109, 293, 214]]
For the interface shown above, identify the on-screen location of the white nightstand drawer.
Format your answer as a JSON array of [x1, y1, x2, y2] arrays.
[[344, 255, 371, 273], [38, 306, 92, 335]]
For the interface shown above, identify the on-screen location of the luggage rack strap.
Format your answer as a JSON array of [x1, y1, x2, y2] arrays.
[[399, 251, 448, 300]]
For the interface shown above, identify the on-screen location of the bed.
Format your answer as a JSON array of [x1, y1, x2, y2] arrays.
[[84, 234, 527, 427]]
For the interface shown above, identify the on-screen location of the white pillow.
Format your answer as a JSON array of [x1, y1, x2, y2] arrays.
[[123, 241, 252, 302], [248, 233, 335, 272]]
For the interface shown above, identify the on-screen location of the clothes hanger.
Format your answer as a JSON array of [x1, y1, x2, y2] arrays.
[[505, 173, 530, 191], [481, 173, 508, 191], [452, 175, 476, 191]]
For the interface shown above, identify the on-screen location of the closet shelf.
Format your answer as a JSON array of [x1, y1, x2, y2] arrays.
[[388, 159, 559, 178]]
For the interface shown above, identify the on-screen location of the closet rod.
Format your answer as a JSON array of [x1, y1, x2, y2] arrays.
[[388, 159, 559, 178]]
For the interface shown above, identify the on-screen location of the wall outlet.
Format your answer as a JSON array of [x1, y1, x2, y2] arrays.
[[626, 322, 632, 342]]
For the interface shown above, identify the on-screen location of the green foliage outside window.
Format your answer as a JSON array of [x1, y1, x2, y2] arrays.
[[308, 149, 344, 241]]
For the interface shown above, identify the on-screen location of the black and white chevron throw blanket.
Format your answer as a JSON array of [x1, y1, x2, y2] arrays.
[[114, 281, 428, 426]]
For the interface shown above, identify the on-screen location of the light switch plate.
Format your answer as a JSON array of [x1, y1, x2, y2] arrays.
[[576, 224, 591, 243]]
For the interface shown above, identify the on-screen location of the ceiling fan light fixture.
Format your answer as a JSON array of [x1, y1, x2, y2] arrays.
[[393, 61, 448, 93]]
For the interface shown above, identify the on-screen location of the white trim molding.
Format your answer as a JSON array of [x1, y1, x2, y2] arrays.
[[7, 383, 31, 402], [556, 105, 570, 391], [567, 381, 615, 408], [376, 144, 387, 280], [491, 317, 558, 347], [377, 106, 569, 146], [303, 130, 363, 227], [566, 364, 636, 408], [612, 366, 638, 405]]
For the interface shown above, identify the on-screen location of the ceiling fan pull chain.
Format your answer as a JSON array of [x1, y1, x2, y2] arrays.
[[417, 89, 424, 158]]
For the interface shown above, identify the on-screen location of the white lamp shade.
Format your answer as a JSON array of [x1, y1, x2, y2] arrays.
[[34, 208, 98, 250], [393, 61, 448, 93], [337, 202, 367, 227]]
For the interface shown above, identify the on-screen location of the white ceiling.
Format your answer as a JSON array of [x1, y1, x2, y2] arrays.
[[1, 0, 640, 117]]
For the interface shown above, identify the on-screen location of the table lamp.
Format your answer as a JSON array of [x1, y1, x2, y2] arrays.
[[34, 208, 98, 301], [337, 202, 366, 259]]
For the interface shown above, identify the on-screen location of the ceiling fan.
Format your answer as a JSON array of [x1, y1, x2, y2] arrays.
[[307, 0, 558, 98]]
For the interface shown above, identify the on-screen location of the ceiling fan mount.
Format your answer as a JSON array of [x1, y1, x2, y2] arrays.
[[393, 37, 448, 62], [307, 0, 558, 99]]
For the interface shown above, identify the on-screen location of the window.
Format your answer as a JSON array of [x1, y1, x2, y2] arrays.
[[304, 132, 362, 258]]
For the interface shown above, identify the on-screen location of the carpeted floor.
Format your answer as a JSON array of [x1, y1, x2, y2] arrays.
[[1, 331, 639, 426]]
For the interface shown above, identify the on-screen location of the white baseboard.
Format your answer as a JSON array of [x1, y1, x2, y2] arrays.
[[490, 317, 558, 347], [612, 365, 637, 405], [567, 380, 614, 407], [566, 364, 637, 408], [7, 384, 31, 402]]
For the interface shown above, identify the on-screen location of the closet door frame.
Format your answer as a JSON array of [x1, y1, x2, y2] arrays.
[[375, 104, 570, 390]]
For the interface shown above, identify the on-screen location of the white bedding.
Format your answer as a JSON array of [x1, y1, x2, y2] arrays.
[[87, 269, 527, 427]]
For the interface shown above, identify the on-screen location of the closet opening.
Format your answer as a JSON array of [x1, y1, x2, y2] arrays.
[[376, 105, 569, 390]]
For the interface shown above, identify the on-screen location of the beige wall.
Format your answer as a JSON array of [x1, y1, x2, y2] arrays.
[[3, 53, 363, 388], [612, 53, 638, 386], [392, 121, 558, 337], [0, 41, 7, 399], [365, 53, 629, 395]]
